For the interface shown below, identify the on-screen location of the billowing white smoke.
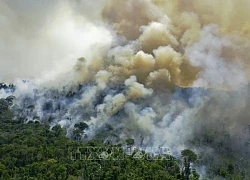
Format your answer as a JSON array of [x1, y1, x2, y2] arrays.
[[186, 25, 248, 89], [1, 1, 250, 175], [0, 0, 112, 84]]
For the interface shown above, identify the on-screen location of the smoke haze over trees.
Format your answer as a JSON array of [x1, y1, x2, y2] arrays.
[[1, 0, 250, 179]]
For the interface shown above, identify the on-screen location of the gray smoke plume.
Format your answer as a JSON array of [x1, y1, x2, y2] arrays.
[[1, 0, 250, 177]]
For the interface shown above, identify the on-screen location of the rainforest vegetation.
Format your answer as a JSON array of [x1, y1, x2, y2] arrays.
[[0, 98, 249, 180]]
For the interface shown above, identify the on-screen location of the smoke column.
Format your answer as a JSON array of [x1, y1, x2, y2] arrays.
[[1, 0, 250, 176]]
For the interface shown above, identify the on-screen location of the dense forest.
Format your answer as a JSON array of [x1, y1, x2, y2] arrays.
[[0, 96, 249, 180], [0, 98, 200, 180], [2, 0, 250, 179]]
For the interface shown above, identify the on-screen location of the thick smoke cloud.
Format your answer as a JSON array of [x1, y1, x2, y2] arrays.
[[0, 0, 112, 84], [1, 0, 250, 176]]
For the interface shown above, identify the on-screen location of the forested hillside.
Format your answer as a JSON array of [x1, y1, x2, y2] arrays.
[[1, 97, 249, 179], [2, 0, 250, 179], [0, 98, 200, 180]]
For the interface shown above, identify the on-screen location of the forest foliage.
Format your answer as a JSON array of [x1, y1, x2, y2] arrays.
[[0, 98, 248, 180]]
